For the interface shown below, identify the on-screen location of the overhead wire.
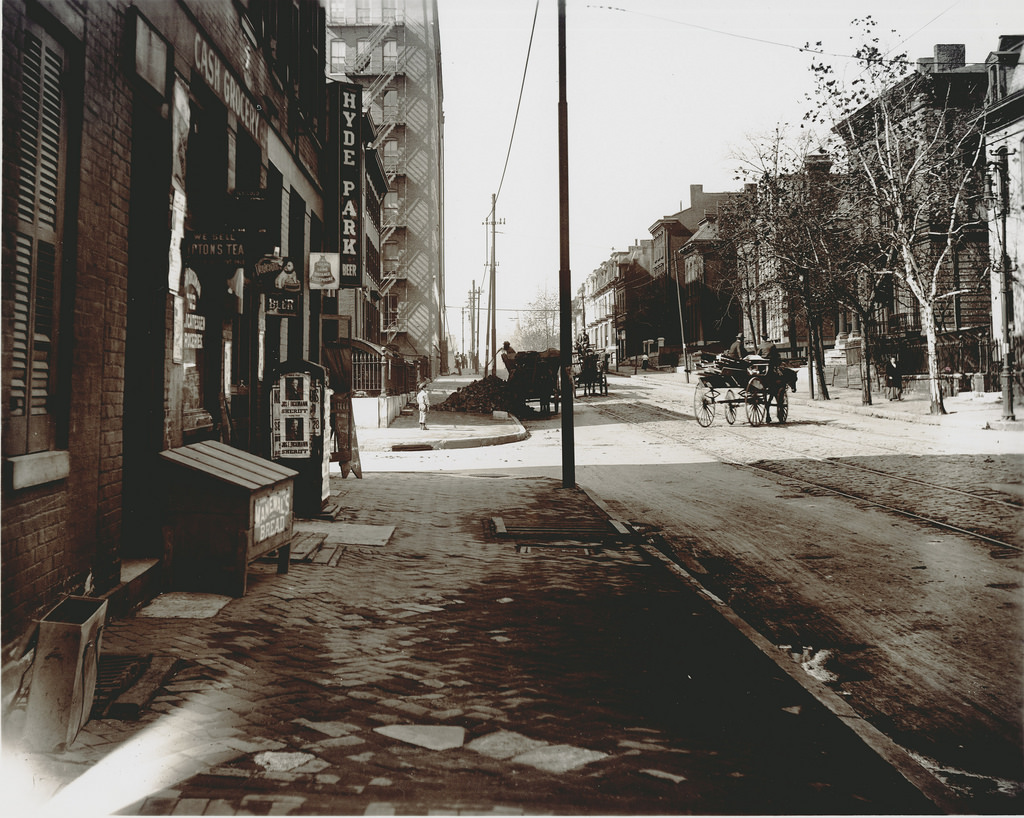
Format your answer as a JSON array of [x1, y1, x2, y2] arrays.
[[586, 4, 968, 70], [486, 0, 540, 220]]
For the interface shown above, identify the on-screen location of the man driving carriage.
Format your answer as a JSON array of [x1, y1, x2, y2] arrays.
[[754, 338, 796, 422]]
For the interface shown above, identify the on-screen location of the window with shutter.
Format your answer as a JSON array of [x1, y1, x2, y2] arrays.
[[5, 25, 66, 456]]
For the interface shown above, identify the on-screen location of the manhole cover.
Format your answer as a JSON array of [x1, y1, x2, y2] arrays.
[[91, 654, 150, 718]]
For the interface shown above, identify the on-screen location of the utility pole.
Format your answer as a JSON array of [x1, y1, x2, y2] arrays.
[[995, 146, 1016, 421], [557, 0, 575, 488], [474, 282, 482, 372], [672, 247, 690, 383], [469, 282, 479, 373], [485, 194, 504, 377]]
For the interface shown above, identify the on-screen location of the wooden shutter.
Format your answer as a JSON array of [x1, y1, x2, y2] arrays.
[[8, 28, 65, 454]]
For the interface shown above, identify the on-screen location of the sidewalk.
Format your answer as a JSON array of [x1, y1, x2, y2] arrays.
[[356, 374, 527, 452], [7, 473, 945, 816]]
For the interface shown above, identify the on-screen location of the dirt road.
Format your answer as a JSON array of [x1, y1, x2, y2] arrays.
[[364, 376, 1024, 809]]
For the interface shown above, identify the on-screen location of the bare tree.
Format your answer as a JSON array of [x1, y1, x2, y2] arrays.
[[511, 288, 559, 352], [727, 129, 860, 400], [805, 17, 989, 413]]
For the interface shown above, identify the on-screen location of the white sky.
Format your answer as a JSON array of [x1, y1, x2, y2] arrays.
[[436, 0, 1020, 351]]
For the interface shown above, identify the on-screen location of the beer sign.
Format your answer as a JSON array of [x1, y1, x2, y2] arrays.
[[336, 83, 362, 288], [309, 253, 341, 290]]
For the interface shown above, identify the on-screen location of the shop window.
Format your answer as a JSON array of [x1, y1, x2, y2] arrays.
[[5, 24, 70, 459]]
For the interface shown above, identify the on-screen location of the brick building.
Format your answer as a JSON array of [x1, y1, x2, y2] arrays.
[[2, 0, 336, 656]]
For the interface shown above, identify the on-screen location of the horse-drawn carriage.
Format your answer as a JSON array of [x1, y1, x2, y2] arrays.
[[693, 353, 795, 427], [572, 347, 608, 397]]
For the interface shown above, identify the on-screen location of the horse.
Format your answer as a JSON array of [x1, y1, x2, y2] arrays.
[[762, 366, 797, 422]]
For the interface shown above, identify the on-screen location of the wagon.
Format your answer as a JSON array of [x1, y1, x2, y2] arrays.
[[693, 354, 791, 427], [572, 348, 608, 397], [505, 349, 561, 414]]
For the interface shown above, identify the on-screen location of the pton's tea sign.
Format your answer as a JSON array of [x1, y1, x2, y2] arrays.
[[183, 231, 245, 267], [336, 83, 362, 288]]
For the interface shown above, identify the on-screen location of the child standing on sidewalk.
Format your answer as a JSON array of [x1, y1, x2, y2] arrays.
[[417, 381, 430, 429]]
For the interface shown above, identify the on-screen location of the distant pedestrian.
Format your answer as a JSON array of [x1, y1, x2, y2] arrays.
[[885, 357, 902, 401], [641, 353, 649, 370], [417, 381, 430, 429]]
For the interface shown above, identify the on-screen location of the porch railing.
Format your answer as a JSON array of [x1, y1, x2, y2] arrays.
[[350, 349, 418, 396]]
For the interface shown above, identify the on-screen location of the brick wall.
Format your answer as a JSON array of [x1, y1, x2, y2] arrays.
[[2, 0, 132, 648]]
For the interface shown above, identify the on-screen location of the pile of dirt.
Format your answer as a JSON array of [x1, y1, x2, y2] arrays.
[[434, 375, 521, 414]]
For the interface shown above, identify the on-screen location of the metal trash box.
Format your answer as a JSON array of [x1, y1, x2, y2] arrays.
[[160, 441, 298, 597], [24, 596, 108, 752]]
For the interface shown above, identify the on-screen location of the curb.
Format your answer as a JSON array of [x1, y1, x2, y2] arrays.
[[371, 417, 529, 452], [575, 482, 964, 814]]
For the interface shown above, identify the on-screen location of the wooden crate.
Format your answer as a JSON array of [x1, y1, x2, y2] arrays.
[[160, 441, 298, 597]]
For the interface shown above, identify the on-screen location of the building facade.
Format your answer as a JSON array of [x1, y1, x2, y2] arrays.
[[984, 35, 1024, 391], [325, 0, 445, 378], [2, 0, 331, 650]]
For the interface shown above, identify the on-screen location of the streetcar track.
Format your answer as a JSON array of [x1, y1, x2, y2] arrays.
[[590, 398, 1022, 553]]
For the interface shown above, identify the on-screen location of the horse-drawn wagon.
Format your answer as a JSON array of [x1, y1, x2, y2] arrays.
[[504, 349, 561, 414], [693, 353, 795, 427]]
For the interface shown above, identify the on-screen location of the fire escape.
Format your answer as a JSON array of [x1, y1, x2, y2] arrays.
[[327, 8, 410, 345]]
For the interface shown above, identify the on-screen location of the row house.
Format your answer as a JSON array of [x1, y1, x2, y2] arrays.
[[829, 43, 992, 382], [579, 241, 654, 365], [983, 35, 1024, 394], [646, 185, 746, 362], [2, 0, 390, 666], [676, 213, 743, 353], [581, 254, 619, 357]]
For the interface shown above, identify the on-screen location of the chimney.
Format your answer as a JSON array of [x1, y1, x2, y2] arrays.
[[804, 150, 833, 175], [933, 43, 965, 71]]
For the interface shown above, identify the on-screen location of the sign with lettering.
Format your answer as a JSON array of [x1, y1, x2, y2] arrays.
[[336, 83, 362, 288], [258, 253, 299, 317], [266, 293, 298, 317], [183, 268, 205, 350], [184, 231, 245, 267], [254, 486, 292, 543], [192, 33, 265, 145], [271, 373, 312, 459], [309, 253, 341, 290]]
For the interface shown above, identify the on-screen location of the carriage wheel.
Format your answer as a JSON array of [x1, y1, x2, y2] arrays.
[[775, 387, 789, 423], [601, 373, 608, 395], [724, 390, 737, 424], [745, 378, 767, 426], [694, 381, 715, 427]]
